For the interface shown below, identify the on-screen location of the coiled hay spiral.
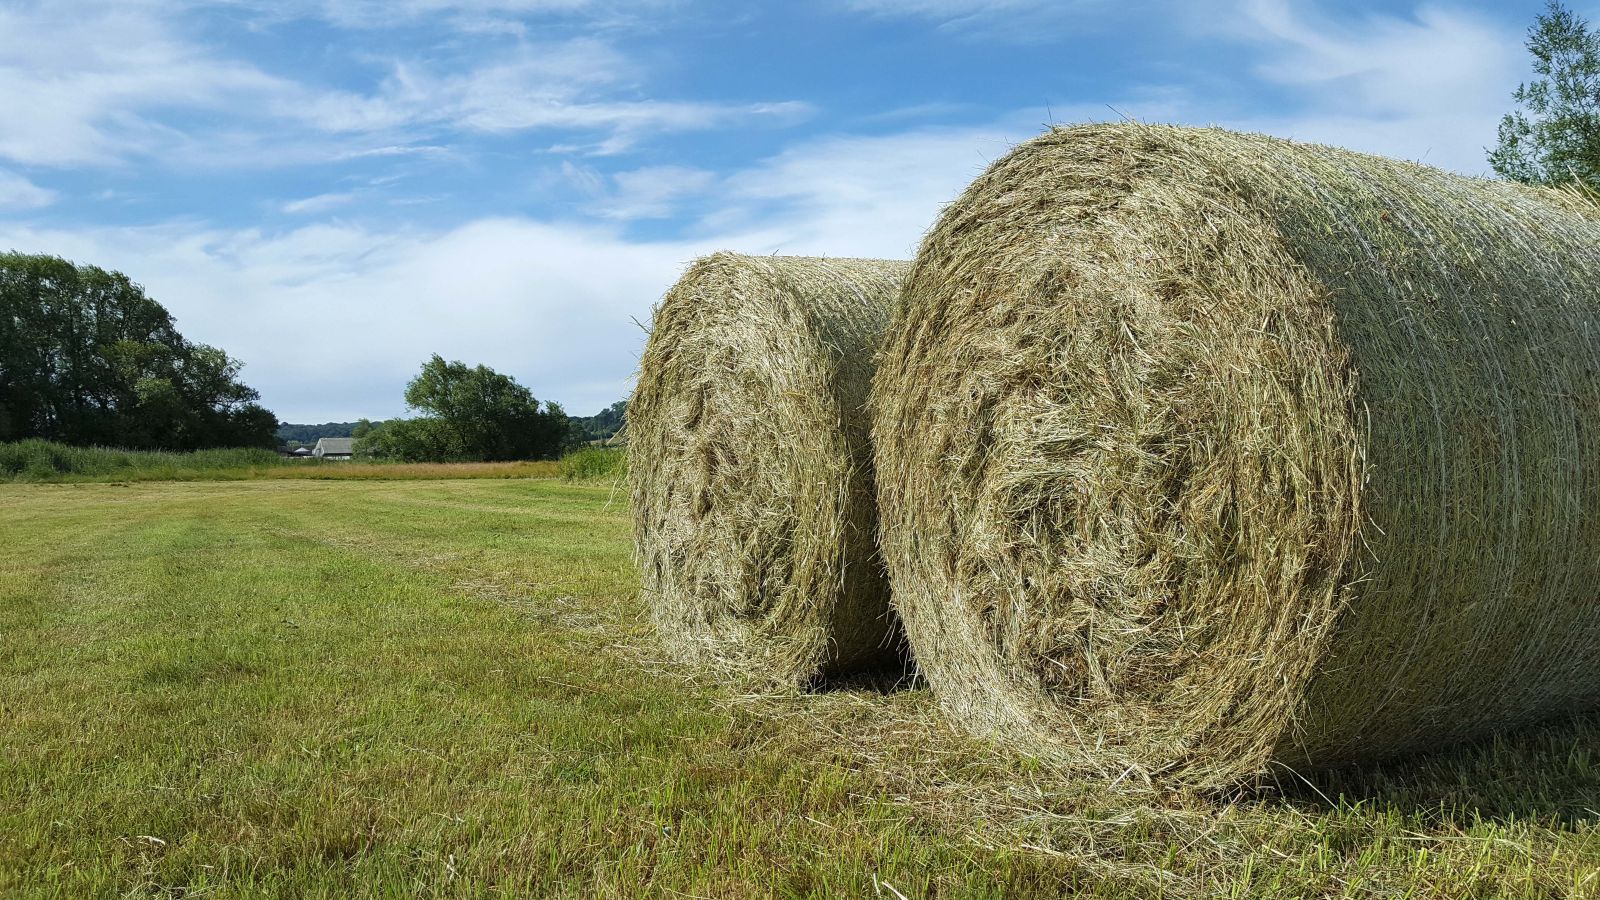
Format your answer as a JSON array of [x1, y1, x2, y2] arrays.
[[631, 253, 909, 686], [872, 124, 1600, 787]]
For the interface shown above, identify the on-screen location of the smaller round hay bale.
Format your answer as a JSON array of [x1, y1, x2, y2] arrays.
[[630, 252, 909, 685]]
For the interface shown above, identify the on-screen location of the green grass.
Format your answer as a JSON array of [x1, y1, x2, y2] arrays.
[[1, 477, 1598, 897], [557, 446, 627, 482]]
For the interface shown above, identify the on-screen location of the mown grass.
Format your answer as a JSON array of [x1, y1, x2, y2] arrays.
[[2, 477, 1598, 897]]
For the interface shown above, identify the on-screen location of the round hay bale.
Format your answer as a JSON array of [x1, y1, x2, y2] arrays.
[[872, 123, 1600, 787], [631, 252, 909, 685]]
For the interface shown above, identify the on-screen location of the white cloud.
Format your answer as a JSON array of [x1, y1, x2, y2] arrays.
[[278, 39, 637, 135], [837, 0, 1116, 38], [1215, 0, 1521, 174], [267, 0, 661, 29], [0, 217, 689, 420], [335, 144, 454, 160], [0, 2, 288, 166], [708, 127, 1012, 258], [281, 192, 358, 215], [840, 0, 1088, 21], [1242, 1, 1507, 112], [702, 99, 1185, 257], [316, 0, 595, 22], [594, 165, 717, 219], [836, 0, 1523, 175], [0, 119, 1038, 419], [0, 2, 806, 169], [842, 0, 1068, 16], [0, 171, 56, 211]]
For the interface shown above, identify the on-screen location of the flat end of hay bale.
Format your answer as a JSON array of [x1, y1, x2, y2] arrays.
[[630, 252, 909, 687]]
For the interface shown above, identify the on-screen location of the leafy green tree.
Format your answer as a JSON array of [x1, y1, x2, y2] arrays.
[[354, 356, 568, 462], [0, 253, 276, 449], [354, 417, 466, 462], [1491, 1, 1600, 187]]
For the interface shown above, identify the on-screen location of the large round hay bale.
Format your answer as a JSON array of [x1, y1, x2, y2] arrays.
[[872, 123, 1600, 787], [631, 252, 909, 685]]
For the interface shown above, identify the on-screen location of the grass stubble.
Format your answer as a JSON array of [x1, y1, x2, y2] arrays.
[[3, 476, 1598, 896]]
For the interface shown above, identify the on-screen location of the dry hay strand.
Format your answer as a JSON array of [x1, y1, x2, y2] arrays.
[[871, 123, 1600, 789], [631, 252, 910, 687]]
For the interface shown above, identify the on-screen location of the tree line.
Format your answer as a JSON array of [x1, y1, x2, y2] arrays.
[[281, 401, 625, 451], [277, 421, 361, 446], [0, 252, 623, 462], [0, 253, 276, 450]]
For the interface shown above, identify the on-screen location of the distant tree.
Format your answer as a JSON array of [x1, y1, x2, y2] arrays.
[[1490, 1, 1600, 187], [353, 356, 568, 462], [354, 417, 467, 462], [0, 253, 276, 449], [569, 399, 627, 444], [276, 421, 361, 444]]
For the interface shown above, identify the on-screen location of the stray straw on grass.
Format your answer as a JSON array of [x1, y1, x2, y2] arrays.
[[630, 252, 909, 688], [872, 123, 1600, 789]]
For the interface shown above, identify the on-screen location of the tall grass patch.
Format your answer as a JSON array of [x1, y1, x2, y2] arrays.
[[558, 446, 627, 482], [0, 440, 285, 483]]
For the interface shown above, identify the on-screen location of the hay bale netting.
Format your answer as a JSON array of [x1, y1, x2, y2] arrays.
[[631, 252, 910, 685], [872, 123, 1600, 787]]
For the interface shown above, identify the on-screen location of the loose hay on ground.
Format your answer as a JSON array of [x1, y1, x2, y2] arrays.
[[871, 123, 1600, 788], [631, 252, 909, 687]]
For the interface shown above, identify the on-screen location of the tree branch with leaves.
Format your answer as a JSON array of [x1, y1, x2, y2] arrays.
[[1491, 1, 1600, 188]]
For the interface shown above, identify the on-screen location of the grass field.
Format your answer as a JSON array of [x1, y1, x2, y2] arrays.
[[4, 475, 1600, 897]]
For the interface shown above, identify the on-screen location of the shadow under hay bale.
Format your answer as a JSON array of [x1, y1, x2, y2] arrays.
[[631, 252, 910, 688], [807, 634, 920, 695], [871, 123, 1600, 789], [1273, 710, 1600, 829]]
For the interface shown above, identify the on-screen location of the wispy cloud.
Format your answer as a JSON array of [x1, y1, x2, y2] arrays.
[[333, 144, 454, 161], [0, 171, 57, 211], [0, 216, 689, 419], [836, 0, 1114, 38], [281, 192, 357, 214], [0, 2, 287, 166], [592, 165, 718, 219], [268, 0, 657, 30], [0, 120, 1030, 418], [1221, 0, 1521, 173], [0, 2, 807, 170], [1239, 0, 1516, 118]]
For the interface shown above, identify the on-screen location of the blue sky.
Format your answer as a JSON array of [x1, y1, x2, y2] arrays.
[[0, 0, 1573, 421]]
